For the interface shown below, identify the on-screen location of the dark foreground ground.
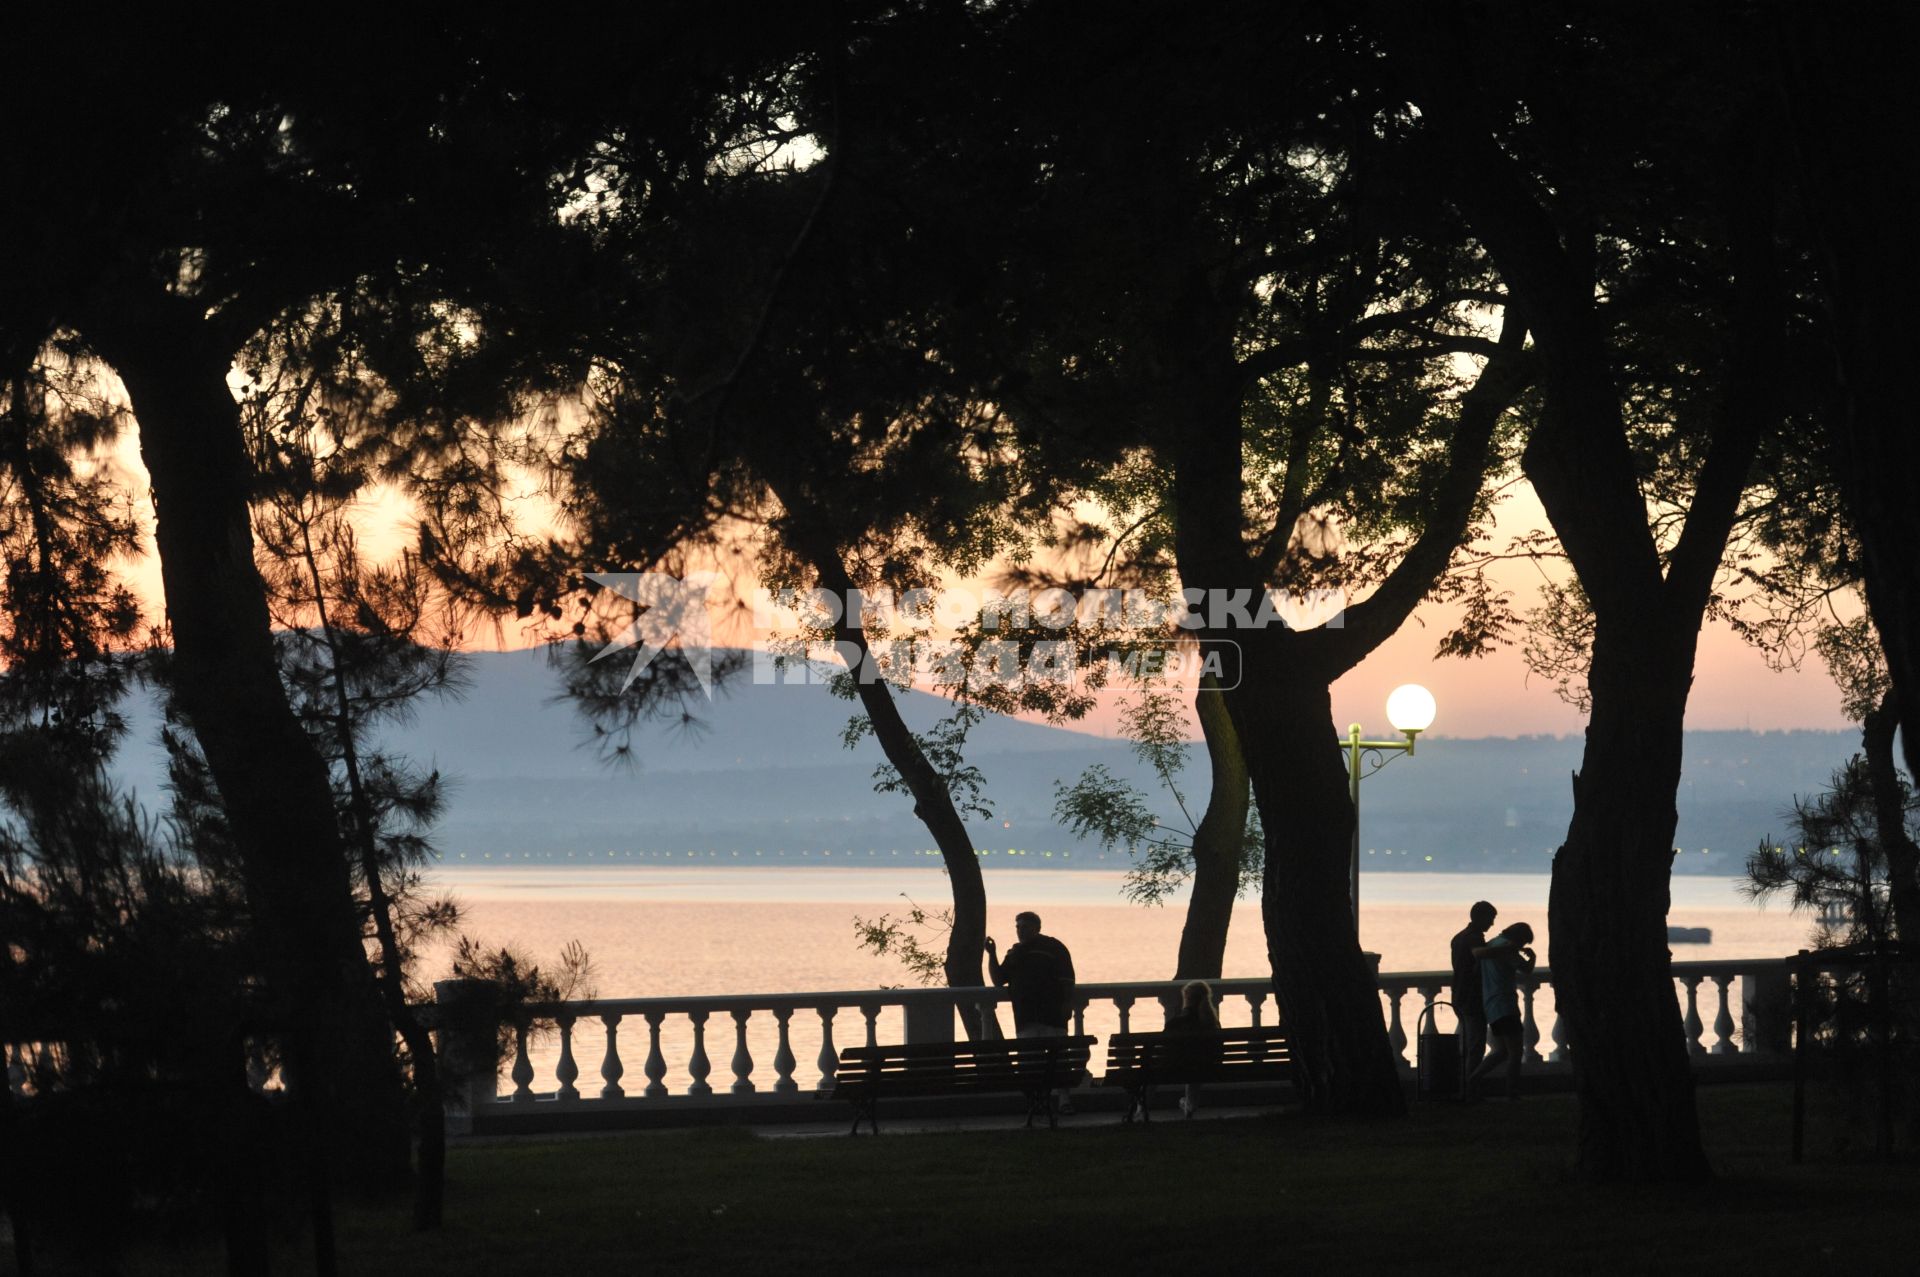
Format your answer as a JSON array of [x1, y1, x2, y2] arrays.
[[52, 1084, 1920, 1275]]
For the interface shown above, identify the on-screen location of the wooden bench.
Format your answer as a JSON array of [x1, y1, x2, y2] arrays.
[[829, 1036, 1095, 1135], [1099, 1027, 1293, 1122]]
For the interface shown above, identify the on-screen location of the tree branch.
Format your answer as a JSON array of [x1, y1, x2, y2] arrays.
[[1306, 316, 1531, 677]]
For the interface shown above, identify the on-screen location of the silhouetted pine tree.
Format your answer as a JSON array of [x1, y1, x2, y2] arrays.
[[1, 331, 282, 1273]]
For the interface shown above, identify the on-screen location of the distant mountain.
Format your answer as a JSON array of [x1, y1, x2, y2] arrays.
[[105, 648, 1864, 875]]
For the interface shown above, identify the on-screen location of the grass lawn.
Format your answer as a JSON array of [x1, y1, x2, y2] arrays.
[[103, 1084, 1920, 1275]]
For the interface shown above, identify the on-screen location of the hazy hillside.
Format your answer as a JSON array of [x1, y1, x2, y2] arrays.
[[106, 648, 1864, 875]]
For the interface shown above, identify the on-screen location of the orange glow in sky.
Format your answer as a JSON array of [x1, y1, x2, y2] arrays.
[[105, 417, 1852, 742]]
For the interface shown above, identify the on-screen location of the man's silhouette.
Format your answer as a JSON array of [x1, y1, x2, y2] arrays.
[[1450, 900, 1497, 1096], [986, 911, 1076, 1036], [986, 910, 1079, 1113]]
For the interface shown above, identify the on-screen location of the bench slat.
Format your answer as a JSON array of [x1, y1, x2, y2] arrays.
[[1100, 1027, 1292, 1087], [830, 1037, 1094, 1103]]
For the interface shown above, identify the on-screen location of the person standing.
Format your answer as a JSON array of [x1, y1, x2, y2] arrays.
[[1450, 901, 1498, 1097], [1468, 922, 1537, 1101], [986, 911, 1079, 1113], [985, 911, 1076, 1036]]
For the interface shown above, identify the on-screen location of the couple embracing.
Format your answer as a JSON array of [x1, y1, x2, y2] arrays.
[[1450, 901, 1537, 1101]]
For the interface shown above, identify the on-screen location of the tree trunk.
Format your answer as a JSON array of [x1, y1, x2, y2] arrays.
[[1165, 366, 1410, 1117], [788, 531, 989, 997], [1523, 362, 1719, 1182], [1845, 454, 1920, 791], [1175, 674, 1250, 980], [1862, 692, 1920, 942], [1777, 6, 1920, 789], [1814, 222, 1920, 796], [1227, 636, 1407, 1115], [1395, 34, 1773, 1175], [1545, 620, 1710, 1180], [1522, 169, 1767, 1181], [220, 1038, 273, 1276], [1831, 351, 1920, 790], [96, 315, 409, 1181], [0, 1075, 34, 1276], [292, 513, 449, 1227]]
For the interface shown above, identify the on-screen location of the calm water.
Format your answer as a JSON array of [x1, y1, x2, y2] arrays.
[[421, 866, 1811, 1094]]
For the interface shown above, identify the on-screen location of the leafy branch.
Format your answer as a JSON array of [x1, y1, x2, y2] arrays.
[[1052, 686, 1260, 906], [851, 894, 953, 986]]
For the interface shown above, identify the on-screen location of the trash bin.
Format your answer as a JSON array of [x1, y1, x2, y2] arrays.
[[1416, 1000, 1459, 1102]]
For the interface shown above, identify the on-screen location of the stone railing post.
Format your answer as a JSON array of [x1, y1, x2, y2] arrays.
[[1245, 990, 1267, 1028], [642, 1013, 668, 1098], [686, 1011, 713, 1097], [1520, 979, 1544, 1065], [1383, 983, 1411, 1071], [975, 996, 1005, 1040], [815, 1007, 839, 1092], [555, 1013, 580, 1102], [432, 978, 500, 1134], [1741, 964, 1793, 1055], [1681, 976, 1706, 1056], [1548, 988, 1570, 1064], [729, 1010, 756, 1095], [904, 995, 955, 1045], [1711, 976, 1737, 1056], [509, 1018, 536, 1102], [1157, 990, 1181, 1024], [599, 1014, 626, 1099], [772, 1009, 798, 1094]]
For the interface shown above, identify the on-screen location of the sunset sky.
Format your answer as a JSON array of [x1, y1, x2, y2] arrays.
[[103, 413, 1854, 744]]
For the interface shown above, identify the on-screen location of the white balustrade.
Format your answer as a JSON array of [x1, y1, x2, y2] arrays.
[[415, 960, 1790, 1116], [0, 961, 1791, 1117]]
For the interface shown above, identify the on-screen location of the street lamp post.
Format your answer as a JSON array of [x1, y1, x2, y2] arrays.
[[1345, 683, 1438, 928]]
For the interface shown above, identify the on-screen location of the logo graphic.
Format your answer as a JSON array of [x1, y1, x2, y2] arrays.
[[587, 572, 718, 696]]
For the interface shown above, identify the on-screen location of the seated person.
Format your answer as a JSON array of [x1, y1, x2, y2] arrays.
[[1166, 979, 1219, 1117]]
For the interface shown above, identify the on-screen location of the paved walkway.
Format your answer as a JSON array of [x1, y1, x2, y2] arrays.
[[453, 1100, 1284, 1144], [751, 1101, 1279, 1138]]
